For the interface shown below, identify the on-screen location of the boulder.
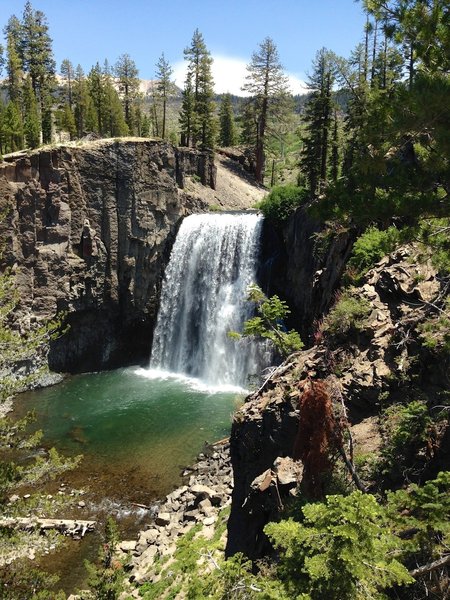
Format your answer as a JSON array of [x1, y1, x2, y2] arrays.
[[155, 512, 171, 527], [119, 540, 137, 552]]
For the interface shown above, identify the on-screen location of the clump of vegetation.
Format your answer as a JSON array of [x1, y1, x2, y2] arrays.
[[0, 566, 66, 600], [230, 284, 303, 358], [378, 400, 434, 485], [265, 491, 414, 600], [140, 509, 232, 599], [387, 471, 450, 575], [321, 289, 371, 337], [417, 219, 450, 276], [262, 471, 450, 600], [81, 517, 125, 600], [208, 203, 223, 212], [345, 225, 401, 284], [418, 299, 450, 356], [256, 184, 308, 223]]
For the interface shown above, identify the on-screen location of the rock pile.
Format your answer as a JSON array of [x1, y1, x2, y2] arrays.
[[120, 440, 233, 585]]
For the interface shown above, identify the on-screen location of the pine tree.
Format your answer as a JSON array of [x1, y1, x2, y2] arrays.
[[23, 75, 40, 148], [242, 37, 290, 183], [59, 104, 77, 140], [3, 101, 23, 152], [5, 29, 23, 105], [114, 53, 139, 134], [21, 2, 56, 142], [239, 98, 258, 147], [155, 53, 175, 140], [300, 48, 335, 196], [364, 0, 450, 82], [179, 72, 195, 146], [218, 94, 237, 147], [73, 65, 86, 136], [181, 29, 216, 150], [141, 113, 150, 137], [60, 58, 74, 108], [104, 60, 128, 137], [87, 62, 105, 134], [21, 3, 56, 92]]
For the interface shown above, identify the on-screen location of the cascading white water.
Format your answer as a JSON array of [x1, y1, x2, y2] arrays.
[[150, 212, 266, 388]]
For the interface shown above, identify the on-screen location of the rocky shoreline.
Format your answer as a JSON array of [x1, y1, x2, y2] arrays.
[[118, 439, 233, 587]]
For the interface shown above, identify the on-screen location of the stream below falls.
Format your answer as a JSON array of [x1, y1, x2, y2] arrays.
[[12, 368, 242, 592]]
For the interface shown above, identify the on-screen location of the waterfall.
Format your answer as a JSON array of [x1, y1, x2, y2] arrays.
[[149, 212, 266, 389]]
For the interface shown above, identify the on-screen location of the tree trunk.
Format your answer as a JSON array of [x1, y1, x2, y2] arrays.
[[256, 96, 268, 184]]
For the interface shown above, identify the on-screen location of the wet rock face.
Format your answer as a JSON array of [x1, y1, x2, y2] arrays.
[[0, 140, 213, 372], [260, 208, 355, 340]]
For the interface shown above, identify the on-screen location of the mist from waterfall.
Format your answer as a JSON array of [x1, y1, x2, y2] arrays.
[[148, 212, 268, 390]]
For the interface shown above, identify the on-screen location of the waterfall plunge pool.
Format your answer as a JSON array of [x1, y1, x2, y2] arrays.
[[13, 367, 242, 510], [11, 368, 243, 593]]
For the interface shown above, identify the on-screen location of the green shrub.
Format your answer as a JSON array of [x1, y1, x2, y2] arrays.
[[346, 226, 400, 283], [230, 284, 303, 358], [256, 184, 308, 222], [265, 491, 413, 600], [419, 300, 450, 355], [322, 290, 372, 337], [378, 400, 433, 483], [417, 218, 450, 275], [387, 471, 450, 564]]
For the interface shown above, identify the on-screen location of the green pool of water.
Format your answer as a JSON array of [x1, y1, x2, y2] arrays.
[[14, 367, 242, 505]]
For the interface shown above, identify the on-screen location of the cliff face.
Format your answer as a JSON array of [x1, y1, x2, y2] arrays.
[[260, 207, 355, 340], [0, 139, 215, 372], [227, 246, 449, 559]]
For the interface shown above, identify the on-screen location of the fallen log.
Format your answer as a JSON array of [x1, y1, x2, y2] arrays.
[[0, 517, 96, 538], [410, 554, 450, 578]]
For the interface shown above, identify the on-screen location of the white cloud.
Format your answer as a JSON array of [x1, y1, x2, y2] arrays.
[[173, 55, 307, 96]]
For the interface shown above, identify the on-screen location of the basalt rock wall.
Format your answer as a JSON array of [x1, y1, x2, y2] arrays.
[[260, 206, 356, 341], [0, 140, 214, 372]]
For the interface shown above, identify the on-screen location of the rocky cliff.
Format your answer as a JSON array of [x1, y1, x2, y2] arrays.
[[260, 207, 355, 341], [226, 245, 449, 559], [0, 139, 216, 372]]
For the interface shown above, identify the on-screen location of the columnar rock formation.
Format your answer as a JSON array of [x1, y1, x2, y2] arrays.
[[0, 140, 215, 372]]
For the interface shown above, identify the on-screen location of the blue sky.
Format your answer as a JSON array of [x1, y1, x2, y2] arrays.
[[2, 0, 367, 94]]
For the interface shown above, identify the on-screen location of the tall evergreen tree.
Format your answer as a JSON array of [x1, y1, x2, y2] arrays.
[[218, 94, 237, 147], [60, 58, 74, 108], [3, 101, 23, 152], [179, 72, 195, 146], [300, 48, 335, 196], [155, 52, 175, 140], [22, 75, 40, 147], [73, 64, 91, 137], [239, 98, 258, 147], [21, 2, 56, 92], [5, 30, 23, 105], [20, 2, 56, 143], [181, 29, 215, 149], [242, 37, 289, 183], [87, 62, 106, 133], [114, 53, 139, 134]]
